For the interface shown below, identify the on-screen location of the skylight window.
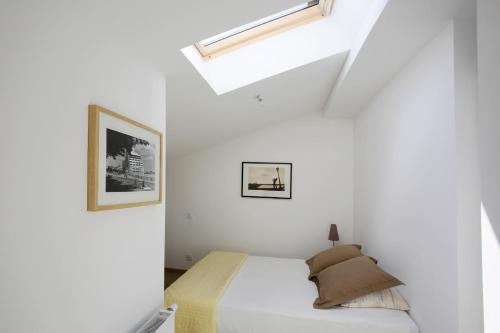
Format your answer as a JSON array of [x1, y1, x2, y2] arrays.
[[195, 0, 334, 59]]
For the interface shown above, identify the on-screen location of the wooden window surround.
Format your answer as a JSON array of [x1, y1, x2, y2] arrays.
[[194, 0, 334, 60]]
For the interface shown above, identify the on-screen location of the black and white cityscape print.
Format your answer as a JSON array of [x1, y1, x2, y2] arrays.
[[105, 128, 155, 192]]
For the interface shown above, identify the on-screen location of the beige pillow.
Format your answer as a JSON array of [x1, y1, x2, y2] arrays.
[[311, 256, 403, 309], [341, 287, 410, 311], [306, 245, 363, 279]]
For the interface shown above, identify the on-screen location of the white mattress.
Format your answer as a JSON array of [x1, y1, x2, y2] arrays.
[[217, 256, 419, 333]]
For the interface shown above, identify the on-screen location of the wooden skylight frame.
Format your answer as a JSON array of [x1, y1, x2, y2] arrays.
[[194, 0, 334, 60]]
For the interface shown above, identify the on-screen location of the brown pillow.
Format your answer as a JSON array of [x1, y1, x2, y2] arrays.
[[306, 245, 363, 279], [311, 256, 403, 309]]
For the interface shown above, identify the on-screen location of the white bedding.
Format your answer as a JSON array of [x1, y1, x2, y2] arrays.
[[217, 256, 419, 333]]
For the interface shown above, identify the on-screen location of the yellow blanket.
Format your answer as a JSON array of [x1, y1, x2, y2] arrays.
[[164, 251, 248, 333]]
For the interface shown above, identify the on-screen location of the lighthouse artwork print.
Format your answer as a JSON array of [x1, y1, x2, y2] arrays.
[[241, 162, 292, 199], [87, 105, 163, 211]]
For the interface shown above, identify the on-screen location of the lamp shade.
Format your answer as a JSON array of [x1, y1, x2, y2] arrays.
[[328, 224, 339, 241]]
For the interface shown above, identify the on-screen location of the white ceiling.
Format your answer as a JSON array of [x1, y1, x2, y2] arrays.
[[122, 0, 475, 157], [324, 0, 476, 117], [161, 0, 367, 157], [181, 0, 370, 95], [166, 52, 348, 156]]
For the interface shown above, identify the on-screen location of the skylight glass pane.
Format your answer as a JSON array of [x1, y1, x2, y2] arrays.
[[199, 0, 320, 47]]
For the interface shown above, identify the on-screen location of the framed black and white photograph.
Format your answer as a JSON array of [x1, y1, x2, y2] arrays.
[[241, 162, 292, 199], [87, 105, 163, 211]]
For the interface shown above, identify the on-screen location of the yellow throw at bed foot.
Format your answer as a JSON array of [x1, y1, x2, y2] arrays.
[[164, 251, 248, 333]]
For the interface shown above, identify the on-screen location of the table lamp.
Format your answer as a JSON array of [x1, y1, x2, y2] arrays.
[[329, 224, 339, 246]]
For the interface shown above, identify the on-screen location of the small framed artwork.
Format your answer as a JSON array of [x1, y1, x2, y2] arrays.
[[241, 162, 292, 199], [87, 105, 163, 211]]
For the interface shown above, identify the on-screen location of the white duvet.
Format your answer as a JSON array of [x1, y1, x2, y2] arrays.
[[217, 256, 419, 333]]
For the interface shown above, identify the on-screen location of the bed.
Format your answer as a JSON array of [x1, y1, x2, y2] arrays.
[[165, 252, 419, 333]]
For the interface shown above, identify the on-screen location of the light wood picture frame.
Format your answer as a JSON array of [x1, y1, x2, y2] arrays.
[[87, 105, 163, 211]]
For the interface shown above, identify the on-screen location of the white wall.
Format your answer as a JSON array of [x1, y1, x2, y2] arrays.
[[354, 24, 473, 333], [453, 17, 484, 333], [477, 1, 500, 333], [165, 115, 353, 269], [0, 2, 166, 333]]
